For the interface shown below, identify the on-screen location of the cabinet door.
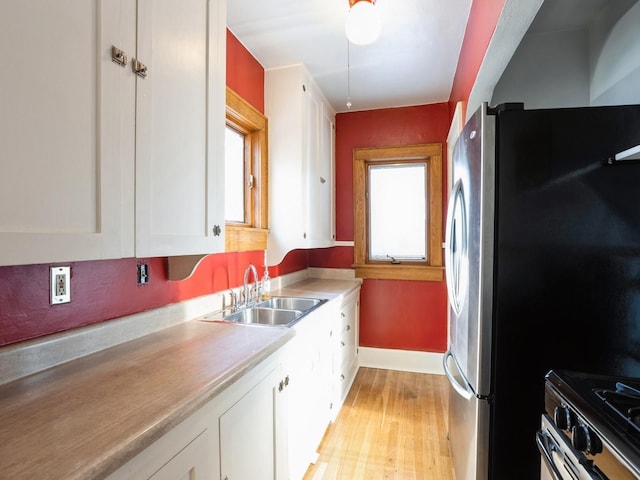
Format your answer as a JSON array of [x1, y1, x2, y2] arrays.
[[286, 314, 334, 480], [303, 85, 320, 244], [302, 81, 335, 248], [316, 104, 336, 244], [333, 290, 361, 414], [149, 429, 215, 480], [135, 0, 225, 257], [0, 0, 136, 266], [219, 366, 286, 480]]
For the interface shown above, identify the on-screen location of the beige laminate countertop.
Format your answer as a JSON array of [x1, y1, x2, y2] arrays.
[[0, 320, 294, 480]]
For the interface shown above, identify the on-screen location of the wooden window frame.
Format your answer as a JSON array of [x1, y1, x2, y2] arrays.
[[224, 87, 269, 252], [353, 143, 444, 281]]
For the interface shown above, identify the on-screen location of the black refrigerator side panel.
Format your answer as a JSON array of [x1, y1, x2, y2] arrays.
[[488, 105, 640, 480]]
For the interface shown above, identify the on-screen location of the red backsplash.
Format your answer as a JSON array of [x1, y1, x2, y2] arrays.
[[0, 249, 310, 347]]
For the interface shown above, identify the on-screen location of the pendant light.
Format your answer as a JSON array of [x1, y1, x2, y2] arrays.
[[345, 0, 381, 46]]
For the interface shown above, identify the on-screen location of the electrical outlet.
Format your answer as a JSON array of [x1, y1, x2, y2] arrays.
[[137, 263, 149, 286], [50, 266, 71, 305]]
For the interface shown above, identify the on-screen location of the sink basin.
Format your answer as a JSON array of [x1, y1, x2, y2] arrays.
[[223, 307, 303, 326], [257, 297, 325, 311], [213, 296, 329, 328]]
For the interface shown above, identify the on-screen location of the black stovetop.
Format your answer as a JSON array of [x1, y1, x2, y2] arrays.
[[546, 369, 640, 458]]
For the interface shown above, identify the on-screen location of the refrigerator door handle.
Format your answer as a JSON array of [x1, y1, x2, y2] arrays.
[[443, 349, 474, 400]]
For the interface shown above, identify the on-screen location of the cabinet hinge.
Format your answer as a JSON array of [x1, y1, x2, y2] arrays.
[[248, 174, 255, 189]]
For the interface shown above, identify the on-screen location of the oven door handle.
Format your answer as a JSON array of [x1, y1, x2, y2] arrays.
[[536, 429, 565, 480]]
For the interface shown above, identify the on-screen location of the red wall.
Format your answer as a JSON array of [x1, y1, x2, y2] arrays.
[[227, 29, 265, 113], [334, 104, 451, 352], [448, 0, 507, 111], [0, 31, 299, 347]]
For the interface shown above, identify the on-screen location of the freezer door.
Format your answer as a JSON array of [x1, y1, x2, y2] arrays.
[[446, 354, 491, 480]]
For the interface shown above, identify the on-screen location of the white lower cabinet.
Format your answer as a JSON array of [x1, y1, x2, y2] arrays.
[[219, 365, 287, 480], [106, 289, 361, 480], [106, 354, 286, 480], [105, 410, 217, 480], [284, 308, 336, 480], [148, 429, 215, 480], [284, 287, 362, 479], [332, 288, 361, 417]]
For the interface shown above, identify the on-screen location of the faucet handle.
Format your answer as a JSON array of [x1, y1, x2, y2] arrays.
[[238, 289, 243, 304], [250, 285, 261, 304], [227, 289, 238, 312]]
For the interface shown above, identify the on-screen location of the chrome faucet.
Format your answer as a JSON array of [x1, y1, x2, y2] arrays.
[[242, 264, 260, 306]]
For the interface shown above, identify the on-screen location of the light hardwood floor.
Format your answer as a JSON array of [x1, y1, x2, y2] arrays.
[[303, 367, 454, 480]]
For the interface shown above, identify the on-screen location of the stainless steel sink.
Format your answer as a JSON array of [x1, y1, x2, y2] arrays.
[[257, 297, 325, 311], [223, 307, 302, 326], [212, 296, 329, 328]]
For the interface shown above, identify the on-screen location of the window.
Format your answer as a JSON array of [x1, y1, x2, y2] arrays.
[[353, 144, 443, 281], [224, 87, 268, 251], [225, 125, 247, 223]]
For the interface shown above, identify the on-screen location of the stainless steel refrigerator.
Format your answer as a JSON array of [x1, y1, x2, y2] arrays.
[[443, 102, 640, 479]]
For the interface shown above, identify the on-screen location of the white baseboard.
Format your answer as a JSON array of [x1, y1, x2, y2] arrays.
[[358, 347, 445, 375]]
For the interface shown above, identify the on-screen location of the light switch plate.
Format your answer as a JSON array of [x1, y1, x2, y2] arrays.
[[50, 266, 71, 305]]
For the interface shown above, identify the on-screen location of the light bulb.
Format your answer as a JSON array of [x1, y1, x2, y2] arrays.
[[345, 1, 381, 46]]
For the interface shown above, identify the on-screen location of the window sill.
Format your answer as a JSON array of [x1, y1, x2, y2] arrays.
[[354, 264, 444, 282]]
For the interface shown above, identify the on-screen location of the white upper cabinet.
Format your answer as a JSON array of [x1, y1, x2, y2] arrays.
[[265, 64, 336, 265], [0, 0, 136, 266], [0, 0, 226, 266], [135, 0, 226, 257]]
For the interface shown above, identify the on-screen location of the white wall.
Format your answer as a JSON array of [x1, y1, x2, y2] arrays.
[[491, 1, 640, 109], [590, 1, 640, 105], [492, 28, 590, 108]]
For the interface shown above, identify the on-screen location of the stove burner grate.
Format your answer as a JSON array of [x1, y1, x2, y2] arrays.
[[594, 382, 640, 432]]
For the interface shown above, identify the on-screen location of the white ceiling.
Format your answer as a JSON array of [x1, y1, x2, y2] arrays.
[[227, 0, 473, 113]]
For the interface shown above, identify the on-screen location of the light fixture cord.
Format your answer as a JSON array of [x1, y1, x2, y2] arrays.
[[346, 40, 352, 109]]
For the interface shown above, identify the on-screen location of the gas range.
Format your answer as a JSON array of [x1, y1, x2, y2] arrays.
[[540, 370, 640, 479]]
